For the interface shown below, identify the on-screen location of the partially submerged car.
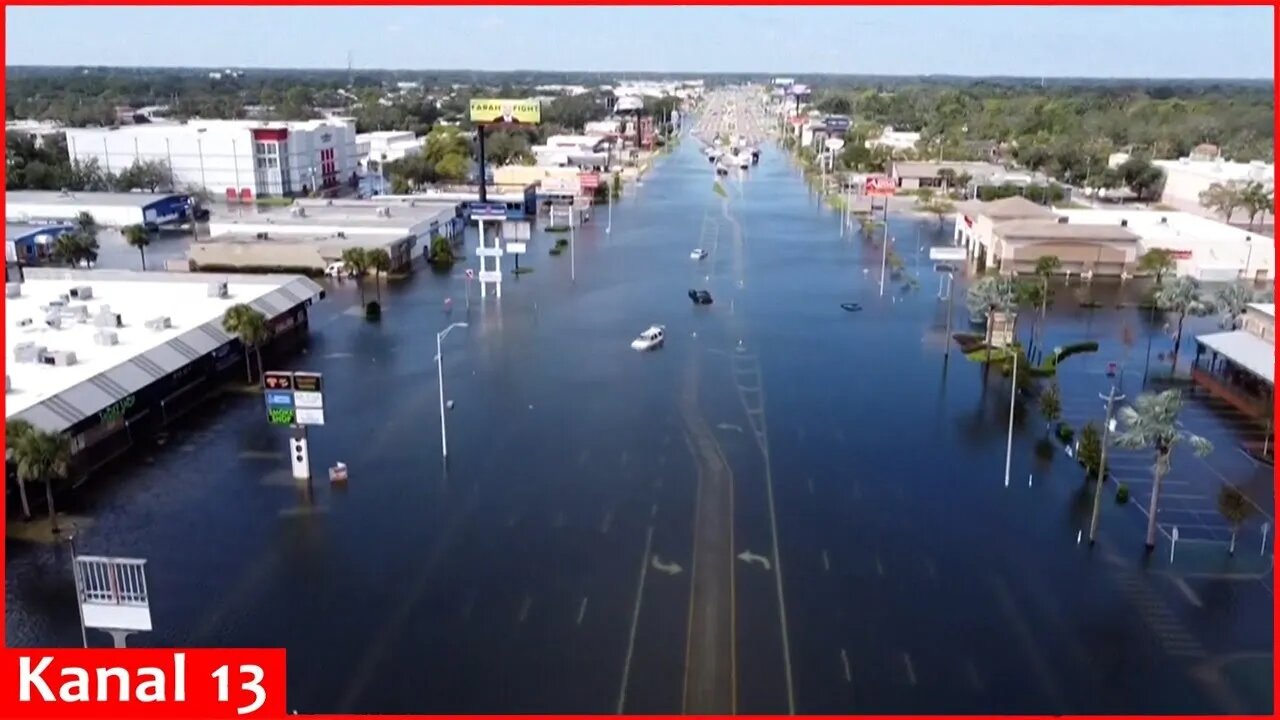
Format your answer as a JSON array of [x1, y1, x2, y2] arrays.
[[631, 325, 666, 351], [688, 289, 714, 305]]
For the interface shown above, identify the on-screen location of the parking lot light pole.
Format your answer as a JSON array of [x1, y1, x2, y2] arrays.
[[436, 322, 469, 459], [1004, 348, 1018, 487], [1089, 385, 1124, 544]]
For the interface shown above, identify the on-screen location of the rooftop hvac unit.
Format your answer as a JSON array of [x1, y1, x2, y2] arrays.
[[17, 318, 32, 327], [376, 206, 391, 217], [255, 232, 269, 240], [69, 304, 90, 322], [94, 329, 119, 346], [69, 285, 93, 300], [336, 231, 346, 239], [1056, 216, 1069, 224], [94, 307, 123, 328], [208, 281, 229, 298], [48, 298, 66, 308], [144, 316, 172, 331], [41, 350, 78, 367], [290, 206, 307, 217], [1120, 219, 1129, 227], [45, 312, 63, 329], [6, 282, 21, 298], [13, 343, 46, 363], [59, 293, 71, 303]]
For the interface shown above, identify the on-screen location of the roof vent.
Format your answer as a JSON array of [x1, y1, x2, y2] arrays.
[[1160, 217, 1168, 224], [336, 231, 346, 239], [376, 206, 391, 217], [5, 283, 20, 298], [1120, 219, 1128, 227], [290, 206, 306, 217], [1056, 216, 1069, 224], [94, 329, 119, 346], [69, 305, 90, 322], [255, 231, 269, 240], [208, 281, 229, 298], [40, 350, 77, 367], [45, 312, 63, 329], [94, 306, 123, 328], [13, 343, 46, 363], [144, 316, 172, 331], [69, 285, 93, 300]]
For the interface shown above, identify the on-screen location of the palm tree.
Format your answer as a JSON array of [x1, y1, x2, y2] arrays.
[[1239, 182, 1273, 228], [366, 248, 392, 304], [1154, 276, 1211, 375], [12, 427, 71, 533], [1032, 255, 1061, 319], [1213, 282, 1261, 329], [1038, 382, 1062, 435], [74, 211, 98, 237], [123, 224, 151, 271], [222, 304, 271, 384], [5, 419, 35, 520], [341, 248, 372, 307], [1113, 389, 1213, 550], [1216, 485, 1252, 555]]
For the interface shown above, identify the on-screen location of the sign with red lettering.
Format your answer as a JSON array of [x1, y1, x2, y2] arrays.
[[578, 172, 600, 191], [2, 649, 286, 718], [865, 175, 897, 197]]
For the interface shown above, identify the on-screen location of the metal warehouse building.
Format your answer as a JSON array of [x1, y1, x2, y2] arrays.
[[5, 190, 196, 229]]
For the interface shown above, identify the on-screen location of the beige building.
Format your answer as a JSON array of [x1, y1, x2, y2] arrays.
[[952, 197, 1140, 277]]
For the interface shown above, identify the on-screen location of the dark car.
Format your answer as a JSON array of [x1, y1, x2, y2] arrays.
[[688, 289, 714, 305]]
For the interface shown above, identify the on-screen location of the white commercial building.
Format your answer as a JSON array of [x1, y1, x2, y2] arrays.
[[1154, 157, 1275, 215], [356, 131, 423, 172], [1054, 208, 1274, 282], [866, 126, 921, 152], [63, 119, 359, 201]]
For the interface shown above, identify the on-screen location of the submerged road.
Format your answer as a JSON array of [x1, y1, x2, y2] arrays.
[[6, 85, 1272, 714]]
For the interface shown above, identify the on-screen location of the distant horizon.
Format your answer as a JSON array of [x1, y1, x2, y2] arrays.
[[5, 6, 1273, 79], [6, 63, 1273, 84]]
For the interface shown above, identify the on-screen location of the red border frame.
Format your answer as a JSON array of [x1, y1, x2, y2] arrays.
[[2, 3, 1276, 719]]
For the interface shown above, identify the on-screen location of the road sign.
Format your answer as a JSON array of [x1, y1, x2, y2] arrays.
[[501, 220, 531, 241], [865, 175, 897, 197], [506, 242, 527, 254], [293, 391, 323, 409], [476, 247, 504, 257], [934, 263, 958, 274], [579, 172, 601, 191], [465, 269, 475, 279], [478, 270, 502, 283], [292, 372, 322, 393], [264, 371, 325, 426], [928, 246, 967, 262], [471, 202, 507, 219], [265, 391, 294, 408], [824, 115, 851, 133]]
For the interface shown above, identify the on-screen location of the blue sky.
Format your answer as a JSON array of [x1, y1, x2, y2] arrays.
[[5, 6, 1274, 78]]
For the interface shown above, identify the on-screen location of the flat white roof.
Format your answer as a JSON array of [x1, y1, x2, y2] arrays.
[[6, 269, 323, 431], [1053, 208, 1274, 270], [7, 190, 185, 210], [1248, 303, 1275, 318], [65, 118, 353, 139], [209, 202, 455, 235], [1196, 330, 1275, 384]]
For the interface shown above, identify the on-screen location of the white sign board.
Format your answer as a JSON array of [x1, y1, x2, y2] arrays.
[[295, 408, 325, 426], [476, 247, 505, 257], [506, 242, 527, 255], [824, 137, 846, 152], [502, 221, 531, 241], [478, 270, 502, 283], [293, 391, 323, 409], [928, 247, 967, 262]]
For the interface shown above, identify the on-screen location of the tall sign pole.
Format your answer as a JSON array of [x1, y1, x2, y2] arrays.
[[264, 371, 326, 482]]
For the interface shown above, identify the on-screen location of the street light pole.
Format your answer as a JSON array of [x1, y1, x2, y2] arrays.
[[1004, 348, 1018, 487], [436, 322, 469, 459], [1089, 385, 1124, 544], [570, 207, 577, 282]]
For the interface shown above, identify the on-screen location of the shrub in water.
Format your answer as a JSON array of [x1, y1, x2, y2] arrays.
[[365, 301, 382, 321], [1055, 423, 1075, 445], [1115, 484, 1130, 504]]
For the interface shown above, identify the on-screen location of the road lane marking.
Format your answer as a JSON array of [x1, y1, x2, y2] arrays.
[[966, 659, 983, 691], [902, 653, 917, 686], [600, 510, 613, 534], [875, 556, 884, 576], [840, 648, 852, 683], [822, 550, 830, 573], [616, 524, 655, 714], [1170, 576, 1204, 608], [577, 596, 589, 626], [518, 594, 532, 623], [807, 476, 815, 495], [651, 502, 659, 519]]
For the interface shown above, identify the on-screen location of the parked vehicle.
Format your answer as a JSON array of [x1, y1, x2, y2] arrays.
[[631, 325, 666, 351]]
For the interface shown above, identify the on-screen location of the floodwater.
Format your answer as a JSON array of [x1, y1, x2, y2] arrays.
[[6, 134, 1272, 714]]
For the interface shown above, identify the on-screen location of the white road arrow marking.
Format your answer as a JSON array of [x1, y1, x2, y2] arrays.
[[737, 550, 772, 571], [716, 422, 744, 433], [651, 555, 683, 575]]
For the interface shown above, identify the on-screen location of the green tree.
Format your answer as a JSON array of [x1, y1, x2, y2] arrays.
[[1154, 276, 1211, 375], [51, 231, 99, 268], [965, 274, 1019, 364], [1039, 383, 1062, 436], [114, 159, 173, 192], [1199, 181, 1244, 223], [1114, 389, 1213, 550], [1240, 181, 1273, 228], [341, 248, 373, 306], [434, 153, 471, 183], [221, 304, 271, 384], [1118, 156, 1165, 201], [427, 235, 455, 268], [1137, 248, 1177, 284], [11, 426, 71, 533], [1214, 282, 1262, 329], [367, 247, 392, 303], [1077, 421, 1103, 481], [123, 224, 151, 271], [5, 419, 35, 519], [1216, 485, 1253, 555], [611, 173, 623, 200]]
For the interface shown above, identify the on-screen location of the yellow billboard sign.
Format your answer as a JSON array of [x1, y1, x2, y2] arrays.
[[469, 98, 542, 125]]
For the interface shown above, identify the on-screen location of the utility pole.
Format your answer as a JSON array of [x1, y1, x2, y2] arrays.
[[943, 273, 955, 362], [879, 200, 890, 297], [1004, 348, 1018, 487], [1089, 385, 1124, 543]]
